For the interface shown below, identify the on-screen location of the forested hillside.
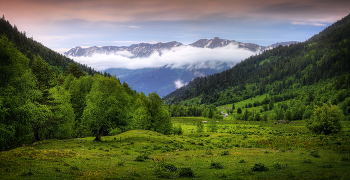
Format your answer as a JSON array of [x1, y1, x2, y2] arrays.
[[163, 13, 350, 115], [0, 15, 99, 75], [0, 17, 173, 151]]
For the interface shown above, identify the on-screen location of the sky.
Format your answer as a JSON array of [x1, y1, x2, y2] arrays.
[[1, 0, 349, 55]]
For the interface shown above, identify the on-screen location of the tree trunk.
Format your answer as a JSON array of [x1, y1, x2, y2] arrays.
[[94, 127, 103, 141], [34, 127, 40, 141]]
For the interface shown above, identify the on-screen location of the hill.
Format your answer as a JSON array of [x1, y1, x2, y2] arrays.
[[162, 13, 350, 113], [0, 15, 98, 75]]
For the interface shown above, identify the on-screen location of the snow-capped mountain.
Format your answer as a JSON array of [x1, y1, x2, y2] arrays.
[[65, 41, 183, 58], [65, 38, 298, 97]]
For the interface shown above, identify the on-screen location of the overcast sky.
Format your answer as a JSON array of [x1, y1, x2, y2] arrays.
[[1, 0, 349, 54]]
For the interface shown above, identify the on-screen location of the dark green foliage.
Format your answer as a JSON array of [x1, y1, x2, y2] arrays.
[[220, 150, 230, 156], [302, 158, 312, 163], [210, 162, 224, 169], [310, 150, 320, 157], [64, 63, 86, 79], [135, 154, 150, 162], [273, 162, 287, 169], [0, 16, 97, 76], [163, 13, 350, 110], [251, 163, 269, 172], [197, 121, 205, 132], [306, 103, 343, 135], [237, 107, 242, 114], [239, 159, 246, 163], [178, 167, 194, 177], [173, 125, 183, 135]]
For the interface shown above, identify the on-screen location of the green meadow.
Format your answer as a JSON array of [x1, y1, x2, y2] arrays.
[[1, 117, 350, 179]]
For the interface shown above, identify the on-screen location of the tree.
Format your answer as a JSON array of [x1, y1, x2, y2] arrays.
[[82, 75, 130, 141], [0, 36, 38, 150], [255, 113, 261, 121], [64, 63, 86, 79], [262, 113, 268, 121], [237, 107, 242, 114], [232, 103, 235, 110], [269, 100, 274, 110], [284, 109, 292, 121], [306, 103, 343, 135], [145, 92, 172, 134]]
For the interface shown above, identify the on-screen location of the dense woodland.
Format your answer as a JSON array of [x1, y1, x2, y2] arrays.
[[163, 13, 350, 122], [0, 16, 173, 151], [1, 13, 350, 151]]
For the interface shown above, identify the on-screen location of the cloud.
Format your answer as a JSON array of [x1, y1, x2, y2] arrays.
[[70, 44, 260, 71], [174, 79, 187, 89], [127, 26, 141, 28], [291, 21, 327, 26]]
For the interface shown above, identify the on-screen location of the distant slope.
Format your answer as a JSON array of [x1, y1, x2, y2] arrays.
[[163, 13, 350, 105], [0, 16, 97, 75], [66, 38, 297, 96]]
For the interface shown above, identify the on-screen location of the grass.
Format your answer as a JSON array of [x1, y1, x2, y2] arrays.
[[1, 118, 350, 179]]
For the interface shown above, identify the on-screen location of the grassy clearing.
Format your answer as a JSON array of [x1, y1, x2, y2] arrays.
[[1, 118, 350, 179]]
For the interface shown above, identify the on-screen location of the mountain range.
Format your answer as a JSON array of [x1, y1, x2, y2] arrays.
[[65, 38, 298, 97]]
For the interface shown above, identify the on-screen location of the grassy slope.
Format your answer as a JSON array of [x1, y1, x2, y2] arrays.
[[1, 118, 350, 179]]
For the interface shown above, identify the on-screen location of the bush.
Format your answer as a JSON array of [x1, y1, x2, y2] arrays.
[[251, 163, 269, 172], [237, 108, 242, 114], [173, 125, 183, 135], [178, 167, 194, 177], [135, 153, 150, 161], [220, 150, 230, 156], [302, 158, 312, 163], [210, 162, 224, 169], [306, 103, 343, 134], [310, 150, 320, 157]]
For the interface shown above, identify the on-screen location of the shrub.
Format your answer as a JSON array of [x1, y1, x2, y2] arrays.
[[251, 163, 269, 172], [71, 166, 79, 170], [164, 163, 177, 172], [273, 162, 287, 169], [306, 103, 343, 134], [341, 157, 350, 161], [197, 121, 205, 133], [310, 150, 320, 157], [237, 108, 242, 114], [220, 150, 230, 156], [239, 159, 245, 163], [302, 158, 312, 163], [210, 162, 224, 169], [173, 125, 183, 135], [135, 153, 150, 162], [178, 167, 194, 177]]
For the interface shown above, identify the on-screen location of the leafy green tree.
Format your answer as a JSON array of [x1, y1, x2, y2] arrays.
[[146, 92, 172, 134], [306, 103, 343, 134], [31, 55, 57, 103], [0, 36, 38, 150], [232, 103, 235, 110], [269, 100, 274, 110], [255, 113, 261, 121], [64, 63, 86, 79], [262, 113, 268, 121], [237, 107, 242, 114], [284, 109, 292, 121], [82, 75, 130, 141], [243, 109, 249, 121]]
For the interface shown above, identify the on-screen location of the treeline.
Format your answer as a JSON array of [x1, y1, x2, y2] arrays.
[[0, 15, 99, 76], [163, 13, 350, 107], [0, 35, 172, 151], [231, 76, 350, 121], [164, 104, 223, 120]]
